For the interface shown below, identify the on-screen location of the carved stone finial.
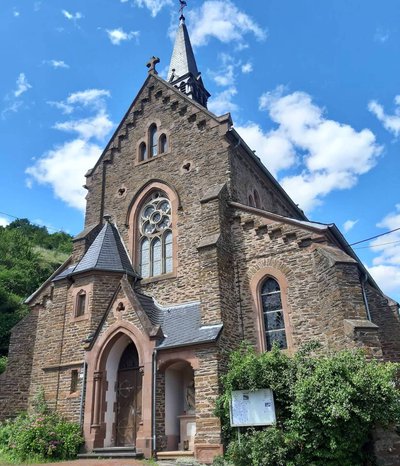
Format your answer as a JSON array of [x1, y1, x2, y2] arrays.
[[103, 214, 112, 223], [146, 56, 160, 74]]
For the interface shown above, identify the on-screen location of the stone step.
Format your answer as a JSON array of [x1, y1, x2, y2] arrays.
[[157, 450, 195, 461], [78, 447, 144, 459], [94, 446, 138, 453]]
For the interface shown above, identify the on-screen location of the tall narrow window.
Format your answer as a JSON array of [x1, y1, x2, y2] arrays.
[[149, 124, 158, 157], [248, 194, 255, 207], [152, 238, 162, 276], [138, 191, 173, 278], [164, 231, 173, 274], [70, 369, 79, 394], [261, 278, 287, 351], [140, 238, 150, 278], [139, 142, 147, 161], [75, 290, 86, 317], [159, 134, 168, 154]]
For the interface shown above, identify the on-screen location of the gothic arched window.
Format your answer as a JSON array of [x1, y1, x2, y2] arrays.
[[139, 191, 172, 278], [254, 190, 261, 209], [261, 277, 287, 351], [149, 124, 158, 157], [159, 133, 168, 154], [139, 142, 147, 161]]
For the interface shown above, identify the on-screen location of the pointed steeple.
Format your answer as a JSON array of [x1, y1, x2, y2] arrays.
[[167, 15, 210, 108]]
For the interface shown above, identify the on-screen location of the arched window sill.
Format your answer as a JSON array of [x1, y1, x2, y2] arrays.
[[136, 150, 171, 166], [140, 271, 176, 284]]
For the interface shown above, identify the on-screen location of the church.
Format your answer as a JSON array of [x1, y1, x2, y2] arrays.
[[1, 10, 400, 465]]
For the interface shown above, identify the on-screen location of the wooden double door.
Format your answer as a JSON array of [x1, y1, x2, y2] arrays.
[[115, 343, 142, 446]]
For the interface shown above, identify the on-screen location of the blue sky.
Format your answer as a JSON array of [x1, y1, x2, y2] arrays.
[[0, 0, 399, 301]]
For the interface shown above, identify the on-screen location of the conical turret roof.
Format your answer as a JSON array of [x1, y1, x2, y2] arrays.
[[167, 17, 199, 82]]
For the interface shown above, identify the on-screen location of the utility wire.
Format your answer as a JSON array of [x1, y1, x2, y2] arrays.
[[353, 239, 400, 250], [0, 210, 63, 233], [349, 227, 400, 246]]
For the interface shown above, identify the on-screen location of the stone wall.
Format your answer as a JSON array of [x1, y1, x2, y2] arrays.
[[366, 285, 400, 362], [0, 307, 39, 419]]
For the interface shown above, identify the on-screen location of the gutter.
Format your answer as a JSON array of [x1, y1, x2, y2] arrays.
[[152, 347, 158, 458], [79, 361, 88, 431], [361, 273, 372, 321]]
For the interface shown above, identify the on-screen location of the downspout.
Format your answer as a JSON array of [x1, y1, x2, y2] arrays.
[[152, 347, 158, 458], [79, 361, 88, 431], [361, 273, 372, 321]]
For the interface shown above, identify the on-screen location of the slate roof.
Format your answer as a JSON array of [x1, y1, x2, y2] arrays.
[[167, 18, 199, 82], [135, 292, 222, 349], [53, 221, 139, 281], [157, 302, 222, 349]]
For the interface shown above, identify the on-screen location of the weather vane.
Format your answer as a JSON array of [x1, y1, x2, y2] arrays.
[[179, 0, 187, 18]]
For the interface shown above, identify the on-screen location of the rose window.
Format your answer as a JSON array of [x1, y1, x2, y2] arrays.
[[139, 192, 173, 278]]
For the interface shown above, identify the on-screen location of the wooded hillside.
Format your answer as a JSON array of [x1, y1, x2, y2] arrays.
[[0, 219, 73, 357]]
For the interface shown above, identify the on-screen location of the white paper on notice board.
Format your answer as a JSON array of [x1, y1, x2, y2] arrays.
[[230, 389, 276, 427]]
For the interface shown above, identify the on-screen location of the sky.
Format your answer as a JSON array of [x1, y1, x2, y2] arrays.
[[0, 0, 399, 301]]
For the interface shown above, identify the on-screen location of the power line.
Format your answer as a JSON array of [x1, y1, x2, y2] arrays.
[[0, 210, 64, 233], [353, 239, 400, 250], [349, 227, 400, 246]]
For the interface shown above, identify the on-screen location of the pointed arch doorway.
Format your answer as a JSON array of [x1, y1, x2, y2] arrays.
[[115, 342, 142, 446]]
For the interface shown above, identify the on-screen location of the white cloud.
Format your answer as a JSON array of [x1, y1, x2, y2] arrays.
[[14, 73, 32, 97], [368, 205, 400, 296], [367, 265, 400, 296], [62, 10, 83, 21], [26, 140, 102, 211], [208, 87, 238, 115], [27, 88, 114, 211], [241, 87, 382, 212], [48, 89, 110, 115], [13, 10, 20, 17], [106, 28, 140, 45], [241, 62, 253, 74], [368, 96, 400, 137], [54, 111, 113, 141], [1, 101, 23, 119], [235, 122, 296, 175], [209, 54, 236, 87], [48, 60, 69, 69], [343, 219, 359, 232], [374, 28, 389, 43], [2, 73, 32, 118], [0, 217, 10, 227], [188, 1, 266, 47], [133, 0, 173, 17]]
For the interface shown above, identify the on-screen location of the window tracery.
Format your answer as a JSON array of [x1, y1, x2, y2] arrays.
[[139, 191, 173, 278]]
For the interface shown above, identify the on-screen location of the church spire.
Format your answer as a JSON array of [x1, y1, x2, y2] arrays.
[[167, 2, 210, 108]]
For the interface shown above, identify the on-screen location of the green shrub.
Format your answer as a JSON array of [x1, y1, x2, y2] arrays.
[[0, 356, 7, 374], [0, 411, 83, 462], [216, 343, 400, 466]]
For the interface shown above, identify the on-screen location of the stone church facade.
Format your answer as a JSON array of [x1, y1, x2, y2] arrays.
[[1, 15, 400, 464]]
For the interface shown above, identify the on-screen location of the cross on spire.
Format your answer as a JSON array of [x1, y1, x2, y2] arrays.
[[146, 56, 160, 74], [179, 0, 187, 20]]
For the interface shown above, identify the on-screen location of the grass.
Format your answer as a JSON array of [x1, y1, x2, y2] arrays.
[[34, 246, 69, 267]]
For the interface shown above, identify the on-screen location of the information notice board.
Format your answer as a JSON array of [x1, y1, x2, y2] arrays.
[[230, 389, 276, 427]]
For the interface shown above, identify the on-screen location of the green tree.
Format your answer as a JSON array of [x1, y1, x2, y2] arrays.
[[0, 219, 73, 356]]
